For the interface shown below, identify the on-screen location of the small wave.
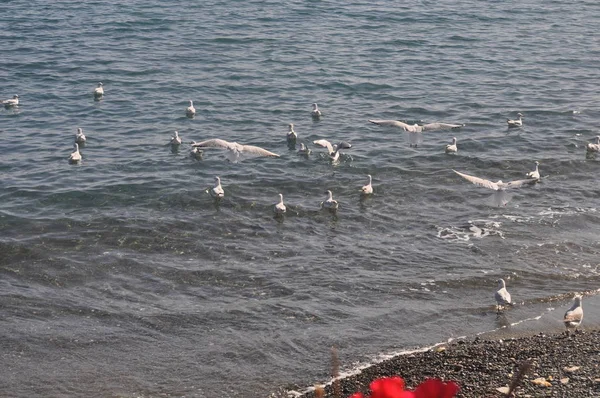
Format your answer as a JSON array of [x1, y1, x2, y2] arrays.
[[436, 219, 504, 241]]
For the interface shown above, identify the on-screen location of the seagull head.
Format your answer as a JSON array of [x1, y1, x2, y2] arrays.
[[573, 294, 583, 305], [517, 113, 523, 117], [534, 161, 539, 166], [98, 82, 103, 87], [74, 143, 79, 150], [288, 123, 294, 131], [214, 176, 221, 185], [496, 279, 506, 289], [312, 103, 318, 109], [13, 94, 19, 99]]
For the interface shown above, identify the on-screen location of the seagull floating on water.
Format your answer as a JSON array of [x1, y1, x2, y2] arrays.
[[525, 161, 540, 180], [93, 82, 104, 98], [186, 100, 196, 118], [208, 176, 224, 198], [320, 190, 339, 210], [286, 123, 297, 148], [170, 131, 182, 146], [311, 103, 322, 119], [69, 143, 82, 164], [507, 113, 523, 128], [298, 142, 311, 156], [360, 175, 373, 195], [313, 139, 352, 162], [564, 295, 583, 333], [190, 146, 203, 160], [445, 137, 458, 153], [75, 128, 86, 144], [586, 136, 600, 153], [2, 94, 19, 108], [274, 193, 286, 215], [494, 279, 513, 311], [191, 138, 279, 163]]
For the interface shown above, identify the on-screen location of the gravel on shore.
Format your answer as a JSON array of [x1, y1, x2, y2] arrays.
[[287, 330, 600, 398]]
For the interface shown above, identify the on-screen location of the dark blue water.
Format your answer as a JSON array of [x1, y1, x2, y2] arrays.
[[1, 1, 600, 397]]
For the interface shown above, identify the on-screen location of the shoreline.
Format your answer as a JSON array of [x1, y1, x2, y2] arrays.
[[288, 330, 600, 398]]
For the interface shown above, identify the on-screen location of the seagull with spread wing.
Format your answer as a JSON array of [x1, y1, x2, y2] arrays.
[[313, 139, 352, 162], [191, 138, 279, 162], [369, 119, 464, 147], [453, 169, 537, 206]]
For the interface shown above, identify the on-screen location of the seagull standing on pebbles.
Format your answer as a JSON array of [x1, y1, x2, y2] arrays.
[[586, 136, 600, 153], [69, 143, 82, 164], [186, 100, 196, 118], [274, 193, 286, 215], [75, 128, 86, 144], [564, 295, 583, 333], [507, 113, 523, 128], [313, 139, 352, 162], [209, 176, 224, 198], [320, 190, 339, 210], [525, 161, 540, 180], [94, 82, 104, 98], [494, 279, 513, 311], [311, 103, 322, 119], [192, 138, 279, 163], [2, 94, 19, 108], [445, 137, 458, 153], [360, 175, 373, 195]]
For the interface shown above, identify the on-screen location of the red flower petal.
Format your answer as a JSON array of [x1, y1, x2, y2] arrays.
[[348, 393, 364, 398], [413, 379, 460, 398], [370, 377, 412, 398]]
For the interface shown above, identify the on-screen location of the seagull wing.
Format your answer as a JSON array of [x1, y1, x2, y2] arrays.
[[239, 144, 280, 157], [191, 138, 232, 149], [313, 139, 334, 153], [422, 122, 465, 131], [368, 119, 413, 131], [453, 170, 499, 190], [564, 307, 583, 322], [500, 178, 538, 190]]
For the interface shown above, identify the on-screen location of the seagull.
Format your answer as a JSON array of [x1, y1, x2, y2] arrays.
[[69, 143, 82, 164], [94, 82, 104, 98], [75, 128, 86, 144], [494, 279, 513, 311], [186, 100, 196, 118], [320, 190, 339, 210], [586, 136, 600, 153], [313, 139, 352, 162], [453, 170, 537, 191], [208, 176, 224, 198], [445, 137, 458, 153], [311, 103, 322, 119], [190, 146, 203, 160], [507, 113, 523, 128], [2, 94, 19, 108], [191, 138, 279, 162], [170, 131, 182, 146], [360, 175, 373, 195], [564, 295, 583, 333], [274, 193, 286, 215], [525, 161, 540, 180], [298, 142, 311, 156], [368, 119, 464, 133], [287, 123, 297, 148]]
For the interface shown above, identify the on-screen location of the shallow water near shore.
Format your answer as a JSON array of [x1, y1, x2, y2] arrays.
[[1, 1, 600, 397]]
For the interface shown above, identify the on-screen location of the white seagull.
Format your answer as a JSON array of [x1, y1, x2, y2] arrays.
[[69, 143, 82, 164], [287, 123, 297, 147], [190, 146, 203, 160], [494, 279, 513, 311], [170, 131, 182, 146], [186, 100, 196, 118], [94, 82, 104, 98], [564, 295, 583, 332], [298, 142, 311, 156], [320, 190, 339, 210], [445, 137, 458, 153], [360, 175, 373, 195], [209, 176, 224, 198], [313, 139, 352, 162], [311, 103, 322, 119], [507, 113, 523, 128], [586, 136, 600, 153], [368, 119, 464, 133], [191, 138, 279, 163], [453, 170, 537, 191], [274, 193, 286, 215], [525, 161, 540, 180], [75, 128, 86, 144], [2, 94, 19, 107]]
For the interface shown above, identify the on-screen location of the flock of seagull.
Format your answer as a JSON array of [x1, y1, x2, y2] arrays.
[[2, 83, 597, 326]]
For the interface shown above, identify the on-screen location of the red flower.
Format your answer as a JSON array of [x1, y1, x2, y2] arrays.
[[413, 378, 459, 398], [370, 377, 415, 398]]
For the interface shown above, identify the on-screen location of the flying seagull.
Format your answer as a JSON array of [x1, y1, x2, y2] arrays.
[[368, 119, 464, 133], [191, 138, 279, 162], [313, 139, 352, 162], [453, 169, 537, 206]]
